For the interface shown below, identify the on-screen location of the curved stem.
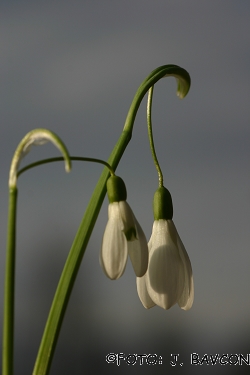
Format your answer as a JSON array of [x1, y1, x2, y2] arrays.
[[17, 157, 115, 178], [123, 64, 190, 133], [30, 65, 190, 375], [147, 86, 163, 187]]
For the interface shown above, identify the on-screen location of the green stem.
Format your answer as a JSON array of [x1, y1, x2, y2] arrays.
[[28, 65, 190, 375], [147, 86, 164, 187], [3, 130, 70, 375], [3, 187, 18, 375], [17, 157, 115, 178]]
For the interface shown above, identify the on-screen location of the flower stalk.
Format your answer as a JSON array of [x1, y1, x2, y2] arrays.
[[147, 86, 164, 187], [17, 156, 115, 178]]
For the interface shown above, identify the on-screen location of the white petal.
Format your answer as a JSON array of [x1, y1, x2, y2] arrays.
[[179, 275, 194, 310], [166, 221, 194, 310], [119, 201, 148, 277], [146, 220, 184, 310], [100, 203, 128, 280], [136, 275, 156, 309], [108, 202, 124, 224], [168, 221, 194, 310], [128, 217, 148, 277], [118, 201, 137, 239]]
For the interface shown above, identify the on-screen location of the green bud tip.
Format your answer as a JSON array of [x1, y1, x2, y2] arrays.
[[107, 175, 127, 203], [153, 186, 173, 220]]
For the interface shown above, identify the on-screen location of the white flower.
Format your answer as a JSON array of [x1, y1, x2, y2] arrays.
[[137, 219, 194, 310], [100, 201, 148, 280]]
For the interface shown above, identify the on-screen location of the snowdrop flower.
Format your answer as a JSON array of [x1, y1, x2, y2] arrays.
[[137, 187, 194, 310], [100, 175, 148, 280]]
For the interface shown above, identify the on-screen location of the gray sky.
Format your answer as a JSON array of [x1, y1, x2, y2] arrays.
[[1, 1, 250, 374]]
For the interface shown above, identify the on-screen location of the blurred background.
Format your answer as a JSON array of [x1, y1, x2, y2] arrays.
[[1, 1, 250, 374]]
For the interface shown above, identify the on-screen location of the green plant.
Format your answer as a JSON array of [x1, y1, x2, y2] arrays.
[[2, 64, 192, 375]]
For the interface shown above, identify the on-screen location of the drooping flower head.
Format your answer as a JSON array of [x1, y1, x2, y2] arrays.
[[100, 175, 148, 280], [137, 186, 194, 310]]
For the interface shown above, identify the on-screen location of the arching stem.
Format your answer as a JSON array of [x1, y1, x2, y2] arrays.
[[147, 86, 164, 188], [17, 157, 115, 178]]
